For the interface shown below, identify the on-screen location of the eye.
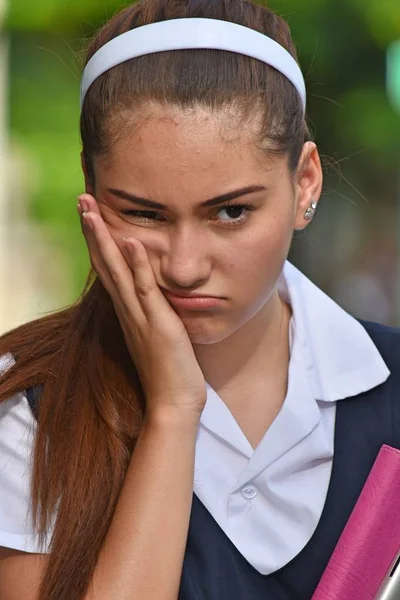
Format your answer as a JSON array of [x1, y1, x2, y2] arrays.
[[120, 209, 166, 222], [216, 204, 252, 226], [119, 204, 253, 227]]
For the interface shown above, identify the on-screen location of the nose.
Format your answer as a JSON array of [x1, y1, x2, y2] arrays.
[[160, 227, 212, 290]]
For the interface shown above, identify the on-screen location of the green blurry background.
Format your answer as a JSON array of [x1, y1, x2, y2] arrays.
[[1, 0, 400, 332]]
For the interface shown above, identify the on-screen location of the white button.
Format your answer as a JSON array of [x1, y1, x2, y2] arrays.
[[241, 485, 257, 499]]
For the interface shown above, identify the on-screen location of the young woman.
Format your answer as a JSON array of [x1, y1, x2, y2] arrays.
[[0, 1, 399, 599]]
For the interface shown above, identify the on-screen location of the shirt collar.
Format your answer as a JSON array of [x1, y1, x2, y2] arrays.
[[280, 261, 390, 402]]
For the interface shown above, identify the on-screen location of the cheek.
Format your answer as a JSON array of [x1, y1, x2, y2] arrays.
[[224, 216, 293, 280], [103, 215, 169, 257]]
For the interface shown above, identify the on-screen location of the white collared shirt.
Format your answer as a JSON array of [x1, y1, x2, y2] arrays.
[[0, 262, 390, 569], [194, 261, 390, 573]]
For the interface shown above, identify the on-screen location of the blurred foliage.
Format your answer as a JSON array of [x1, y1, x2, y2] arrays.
[[5, 0, 125, 35], [8, 35, 88, 293], [3, 0, 400, 298]]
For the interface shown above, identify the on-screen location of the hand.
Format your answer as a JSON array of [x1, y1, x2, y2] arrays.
[[77, 193, 207, 420]]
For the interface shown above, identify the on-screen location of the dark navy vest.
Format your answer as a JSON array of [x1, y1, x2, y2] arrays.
[[26, 321, 400, 600]]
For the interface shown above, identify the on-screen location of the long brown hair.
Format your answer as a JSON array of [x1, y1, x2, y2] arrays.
[[0, 1, 311, 598]]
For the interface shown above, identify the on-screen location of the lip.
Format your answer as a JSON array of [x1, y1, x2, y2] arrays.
[[162, 289, 225, 310]]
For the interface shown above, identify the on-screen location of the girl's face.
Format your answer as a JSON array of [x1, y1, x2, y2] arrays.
[[85, 105, 322, 345]]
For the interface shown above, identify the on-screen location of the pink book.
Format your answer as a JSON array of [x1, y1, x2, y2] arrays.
[[312, 445, 400, 600]]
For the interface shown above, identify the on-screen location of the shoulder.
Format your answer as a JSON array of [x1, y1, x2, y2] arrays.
[[0, 393, 48, 554], [360, 319, 400, 339], [360, 320, 400, 374], [0, 354, 39, 419], [0, 356, 46, 553], [0, 353, 35, 445], [0, 353, 15, 374], [359, 320, 400, 442]]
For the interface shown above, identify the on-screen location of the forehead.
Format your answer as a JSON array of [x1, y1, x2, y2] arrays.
[[95, 105, 280, 199]]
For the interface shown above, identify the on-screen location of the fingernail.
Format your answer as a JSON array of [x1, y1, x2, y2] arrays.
[[77, 194, 89, 213], [123, 236, 135, 246], [82, 213, 94, 230]]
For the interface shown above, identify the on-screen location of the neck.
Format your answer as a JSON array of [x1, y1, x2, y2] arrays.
[[193, 290, 292, 394]]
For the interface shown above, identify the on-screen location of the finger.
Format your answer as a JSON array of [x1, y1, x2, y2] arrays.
[[123, 236, 177, 321], [79, 207, 144, 319], [78, 193, 113, 232], [78, 195, 175, 325], [78, 195, 126, 278], [78, 193, 102, 216], [78, 194, 170, 317]]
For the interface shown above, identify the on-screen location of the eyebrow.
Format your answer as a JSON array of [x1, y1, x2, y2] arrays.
[[106, 185, 267, 210]]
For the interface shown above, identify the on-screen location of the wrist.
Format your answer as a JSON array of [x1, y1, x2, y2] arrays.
[[144, 405, 201, 433]]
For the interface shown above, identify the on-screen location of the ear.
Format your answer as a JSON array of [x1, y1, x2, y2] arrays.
[[80, 151, 95, 195], [293, 142, 323, 231]]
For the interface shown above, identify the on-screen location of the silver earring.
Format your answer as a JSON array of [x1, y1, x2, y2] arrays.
[[304, 201, 317, 221]]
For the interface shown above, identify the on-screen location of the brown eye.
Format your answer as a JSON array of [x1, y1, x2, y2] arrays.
[[216, 204, 252, 225], [222, 206, 246, 220]]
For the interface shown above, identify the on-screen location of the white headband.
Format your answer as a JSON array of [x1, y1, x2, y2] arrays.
[[80, 18, 306, 113]]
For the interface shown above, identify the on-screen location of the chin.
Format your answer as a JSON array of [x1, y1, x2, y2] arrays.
[[181, 300, 271, 346], [182, 315, 237, 346]]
